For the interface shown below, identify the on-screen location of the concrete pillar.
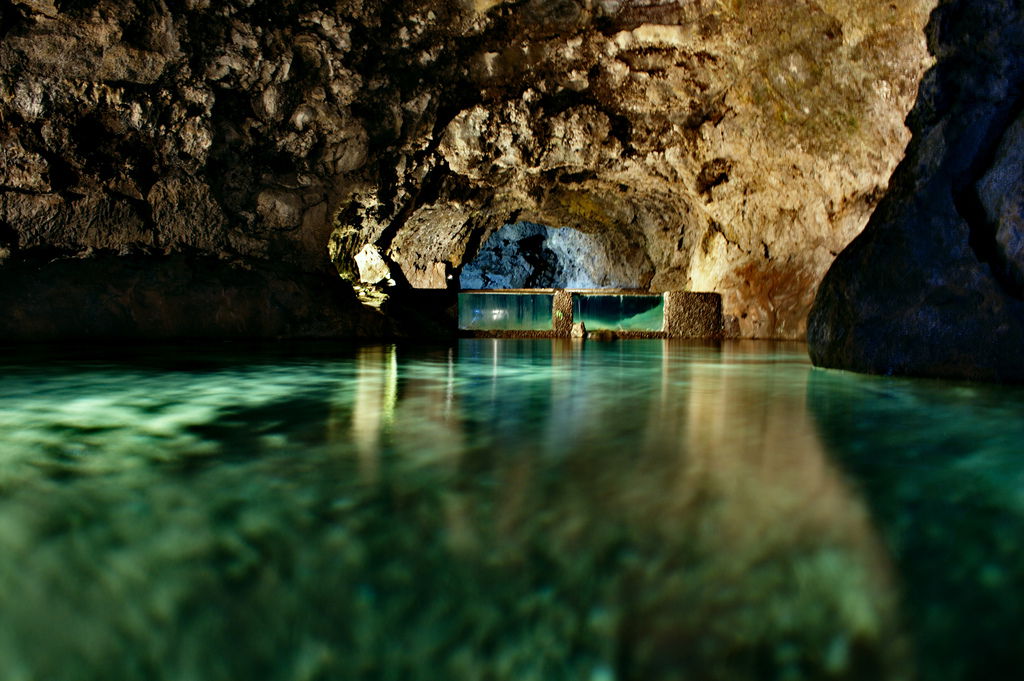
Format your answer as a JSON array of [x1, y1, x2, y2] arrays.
[[552, 290, 573, 337], [664, 292, 722, 339]]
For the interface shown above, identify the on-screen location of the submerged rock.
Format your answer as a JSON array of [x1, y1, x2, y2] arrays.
[[587, 328, 618, 342], [808, 0, 1024, 381]]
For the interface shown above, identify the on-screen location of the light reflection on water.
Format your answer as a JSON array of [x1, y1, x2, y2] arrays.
[[0, 340, 1021, 680]]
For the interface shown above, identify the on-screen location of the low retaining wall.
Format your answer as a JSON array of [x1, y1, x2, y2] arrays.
[[459, 290, 723, 339]]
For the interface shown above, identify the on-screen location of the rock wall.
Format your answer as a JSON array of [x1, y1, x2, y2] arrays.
[[808, 0, 1024, 381], [460, 221, 650, 289], [0, 0, 934, 341]]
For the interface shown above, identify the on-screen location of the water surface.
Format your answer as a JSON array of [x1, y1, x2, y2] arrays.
[[1, 340, 1022, 681]]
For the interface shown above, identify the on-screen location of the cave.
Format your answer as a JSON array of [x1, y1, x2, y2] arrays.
[[3, 1, 1024, 679], [454, 222, 722, 338], [455, 221, 699, 337], [459, 221, 646, 290]]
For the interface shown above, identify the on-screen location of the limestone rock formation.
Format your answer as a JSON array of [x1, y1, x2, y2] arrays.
[[460, 221, 650, 289], [381, 0, 936, 339], [0, 0, 934, 340], [809, 0, 1024, 381]]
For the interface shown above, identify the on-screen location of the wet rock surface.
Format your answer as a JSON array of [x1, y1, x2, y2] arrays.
[[0, 0, 934, 340], [808, 0, 1024, 381]]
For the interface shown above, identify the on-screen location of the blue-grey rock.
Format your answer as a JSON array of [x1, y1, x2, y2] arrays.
[[809, 0, 1024, 382]]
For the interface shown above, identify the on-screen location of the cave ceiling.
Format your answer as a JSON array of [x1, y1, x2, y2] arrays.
[[0, 0, 936, 338]]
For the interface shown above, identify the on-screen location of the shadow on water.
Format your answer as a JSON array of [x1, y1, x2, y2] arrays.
[[1, 340, 1019, 679], [808, 368, 1024, 681]]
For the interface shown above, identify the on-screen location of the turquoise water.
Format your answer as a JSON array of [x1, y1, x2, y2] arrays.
[[1, 340, 1022, 681], [573, 294, 665, 331], [458, 293, 554, 331]]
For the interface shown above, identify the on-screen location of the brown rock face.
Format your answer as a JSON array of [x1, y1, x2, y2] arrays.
[[373, 0, 936, 339], [0, 0, 933, 340], [808, 0, 1024, 381]]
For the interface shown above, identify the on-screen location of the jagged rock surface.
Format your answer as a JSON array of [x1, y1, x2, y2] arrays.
[[377, 0, 936, 339], [0, 0, 934, 340], [460, 221, 649, 289], [809, 0, 1024, 381]]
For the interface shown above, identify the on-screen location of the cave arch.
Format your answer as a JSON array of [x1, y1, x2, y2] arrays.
[[0, 0, 939, 344], [459, 221, 650, 290], [326, 0, 936, 341]]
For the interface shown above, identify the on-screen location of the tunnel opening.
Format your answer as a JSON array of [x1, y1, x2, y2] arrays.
[[459, 221, 643, 291], [456, 221, 721, 338]]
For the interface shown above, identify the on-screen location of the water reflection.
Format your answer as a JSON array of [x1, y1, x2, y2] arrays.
[[0, 340, 1017, 680], [810, 370, 1024, 681], [349, 345, 398, 481]]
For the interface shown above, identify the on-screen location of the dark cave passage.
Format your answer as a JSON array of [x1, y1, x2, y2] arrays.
[[459, 222, 646, 291]]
